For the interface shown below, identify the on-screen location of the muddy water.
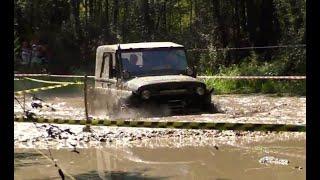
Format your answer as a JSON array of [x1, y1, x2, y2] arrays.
[[15, 139, 305, 180], [14, 85, 306, 125], [14, 80, 306, 179]]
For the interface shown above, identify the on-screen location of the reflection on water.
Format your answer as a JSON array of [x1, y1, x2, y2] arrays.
[[15, 140, 305, 180]]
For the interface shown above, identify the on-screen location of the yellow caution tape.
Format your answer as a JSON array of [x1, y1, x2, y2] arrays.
[[14, 117, 306, 132], [14, 73, 95, 78], [24, 77, 83, 85], [14, 83, 75, 95]]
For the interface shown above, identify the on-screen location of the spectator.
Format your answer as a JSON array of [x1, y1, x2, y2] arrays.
[[31, 44, 41, 64], [21, 41, 31, 66], [122, 54, 141, 73], [30, 43, 44, 72], [129, 54, 138, 65], [163, 51, 186, 70], [128, 54, 140, 72], [38, 44, 49, 73]]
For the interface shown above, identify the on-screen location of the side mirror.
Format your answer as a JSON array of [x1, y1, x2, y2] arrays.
[[192, 66, 197, 78], [122, 70, 131, 79], [111, 68, 118, 77]]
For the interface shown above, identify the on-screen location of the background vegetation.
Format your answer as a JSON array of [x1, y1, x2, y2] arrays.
[[14, 0, 306, 95]]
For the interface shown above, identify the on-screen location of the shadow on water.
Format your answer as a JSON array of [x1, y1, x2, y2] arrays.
[[15, 152, 42, 159], [73, 169, 169, 180], [14, 152, 44, 169], [25, 171, 169, 180]]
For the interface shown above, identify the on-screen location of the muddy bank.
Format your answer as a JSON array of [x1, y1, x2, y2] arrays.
[[14, 121, 305, 150]]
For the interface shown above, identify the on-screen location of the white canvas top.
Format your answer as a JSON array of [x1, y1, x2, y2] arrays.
[[97, 42, 184, 52]]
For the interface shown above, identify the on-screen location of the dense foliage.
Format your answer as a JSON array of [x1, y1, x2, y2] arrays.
[[14, 0, 305, 94]]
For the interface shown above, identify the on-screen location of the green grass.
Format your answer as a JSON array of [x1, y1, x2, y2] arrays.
[[205, 79, 305, 96], [202, 60, 306, 96]]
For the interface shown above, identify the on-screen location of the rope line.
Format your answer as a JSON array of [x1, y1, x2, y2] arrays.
[[198, 76, 306, 80], [34, 149, 76, 180], [188, 44, 306, 52], [14, 96, 75, 180], [15, 74, 306, 80]]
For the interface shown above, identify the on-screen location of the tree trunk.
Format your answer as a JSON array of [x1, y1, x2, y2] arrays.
[[233, 0, 241, 64], [142, 0, 152, 40], [122, 0, 129, 42], [189, 0, 193, 33], [71, 0, 82, 41], [84, 0, 88, 25], [163, 1, 167, 33], [105, 0, 109, 27], [155, 2, 161, 33], [245, 0, 259, 46], [113, 0, 119, 36], [212, 0, 227, 47], [89, 0, 93, 22], [178, 0, 182, 34], [240, 0, 247, 33]]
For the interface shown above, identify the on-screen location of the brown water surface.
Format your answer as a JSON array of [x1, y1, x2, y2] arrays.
[[14, 139, 305, 180]]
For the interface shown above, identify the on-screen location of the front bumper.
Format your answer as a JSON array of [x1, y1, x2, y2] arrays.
[[122, 90, 213, 112]]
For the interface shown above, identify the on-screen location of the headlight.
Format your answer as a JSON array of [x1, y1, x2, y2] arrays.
[[196, 87, 205, 95], [186, 67, 194, 76], [141, 90, 151, 99]]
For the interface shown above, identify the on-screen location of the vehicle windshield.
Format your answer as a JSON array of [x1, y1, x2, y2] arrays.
[[120, 48, 188, 77]]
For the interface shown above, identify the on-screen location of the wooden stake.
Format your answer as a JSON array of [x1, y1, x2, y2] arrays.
[[84, 75, 89, 120], [83, 75, 91, 132], [23, 92, 25, 113]]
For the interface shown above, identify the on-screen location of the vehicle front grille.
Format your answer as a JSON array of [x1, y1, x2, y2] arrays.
[[159, 89, 188, 95], [167, 99, 186, 111], [148, 82, 200, 94]]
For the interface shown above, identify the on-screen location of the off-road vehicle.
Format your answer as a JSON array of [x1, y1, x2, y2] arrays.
[[88, 42, 214, 117]]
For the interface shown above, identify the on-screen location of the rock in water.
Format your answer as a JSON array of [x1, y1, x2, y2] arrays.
[[259, 156, 289, 165]]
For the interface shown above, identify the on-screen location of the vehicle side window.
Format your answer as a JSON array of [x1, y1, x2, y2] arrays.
[[110, 53, 117, 78], [100, 53, 110, 78]]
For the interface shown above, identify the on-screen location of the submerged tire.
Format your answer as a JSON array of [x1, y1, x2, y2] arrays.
[[202, 94, 215, 113], [203, 103, 216, 113]]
